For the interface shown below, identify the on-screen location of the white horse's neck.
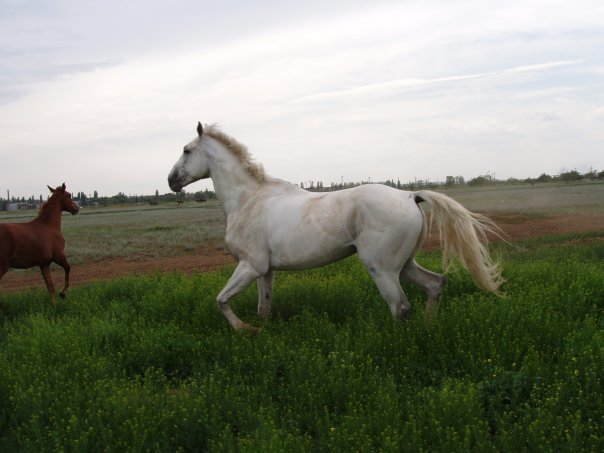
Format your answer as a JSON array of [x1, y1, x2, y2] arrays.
[[205, 137, 262, 215]]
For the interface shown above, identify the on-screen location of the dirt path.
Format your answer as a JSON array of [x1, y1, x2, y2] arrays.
[[1, 213, 603, 293], [1, 242, 235, 293]]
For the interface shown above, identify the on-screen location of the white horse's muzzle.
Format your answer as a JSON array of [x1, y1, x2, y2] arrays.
[[168, 169, 185, 192]]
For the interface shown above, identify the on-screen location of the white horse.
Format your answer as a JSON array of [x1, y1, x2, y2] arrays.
[[168, 122, 503, 332]]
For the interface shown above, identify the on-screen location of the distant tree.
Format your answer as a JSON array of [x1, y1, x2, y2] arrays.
[[583, 168, 598, 180], [111, 192, 128, 204], [468, 175, 489, 186], [559, 170, 582, 182], [536, 173, 553, 183], [445, 176, 455, 187]]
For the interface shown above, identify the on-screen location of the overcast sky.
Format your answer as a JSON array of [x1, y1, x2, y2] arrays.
[[1, 0, 603, 198]]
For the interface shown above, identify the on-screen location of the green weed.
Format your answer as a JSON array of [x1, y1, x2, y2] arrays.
[[0, 232, 602, 451]]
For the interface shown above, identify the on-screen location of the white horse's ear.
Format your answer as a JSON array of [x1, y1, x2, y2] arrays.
[[197, 122, 203, 137]]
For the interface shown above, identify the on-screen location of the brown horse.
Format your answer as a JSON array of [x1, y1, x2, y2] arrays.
[[0, 183, 79, 304]]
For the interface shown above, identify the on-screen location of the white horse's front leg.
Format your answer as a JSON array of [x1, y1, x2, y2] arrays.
[[257, 270, 276, 319], [216, 261, 262, 333]]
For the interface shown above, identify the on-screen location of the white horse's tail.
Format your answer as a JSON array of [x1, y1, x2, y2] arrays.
[[415, 190, 504, 295]]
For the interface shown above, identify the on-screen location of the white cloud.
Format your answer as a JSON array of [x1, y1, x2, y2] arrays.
[[594, 106, 604, 118], [291, 61, 584, 104]]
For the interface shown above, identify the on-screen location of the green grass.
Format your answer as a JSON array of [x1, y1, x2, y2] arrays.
[[438, 180, 604, 214], [0, 231, 602, 451], [66, 202, 227, 264], [1, 202, 227, 265], [2, 182, 603, 267]]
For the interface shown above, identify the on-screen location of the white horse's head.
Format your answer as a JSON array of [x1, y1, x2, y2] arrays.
[[168, 122, 210, 192]]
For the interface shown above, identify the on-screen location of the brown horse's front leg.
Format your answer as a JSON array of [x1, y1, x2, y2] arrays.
[[40, 264, 56, 304]]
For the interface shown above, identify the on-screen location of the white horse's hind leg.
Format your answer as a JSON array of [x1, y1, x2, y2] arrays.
[[401, 260, 446, 322], [361, 265, 412, 319], [371, 270, 412, 319], [357, 229, 418, 320], [257, 270, 275, 319], [216, 261, 262, 332]]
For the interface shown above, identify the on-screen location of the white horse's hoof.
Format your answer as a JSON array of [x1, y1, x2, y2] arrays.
[[238, 323, 262, 335]]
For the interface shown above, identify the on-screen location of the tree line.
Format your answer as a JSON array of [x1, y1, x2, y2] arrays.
[[2, 168, 602, 211], [303, 168, 604, 192], [0, 189, 216, 211]]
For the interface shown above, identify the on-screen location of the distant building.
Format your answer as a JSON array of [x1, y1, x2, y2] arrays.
[[7, 202, 39, 211]]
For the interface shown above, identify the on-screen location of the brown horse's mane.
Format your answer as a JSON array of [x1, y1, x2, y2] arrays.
[[37, 191, 60, 221], [205, 124, 267, 183]]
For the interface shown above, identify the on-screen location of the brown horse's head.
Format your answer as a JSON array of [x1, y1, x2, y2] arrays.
[[47, 183, 80, 215]]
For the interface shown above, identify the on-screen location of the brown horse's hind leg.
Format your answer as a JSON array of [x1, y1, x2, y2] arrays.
[[40, 264, 57, 304], [0, 264, 8, 299], [59, 261, 70, 299], [60, 264, 70, 299], [53, 254, 71, 299]]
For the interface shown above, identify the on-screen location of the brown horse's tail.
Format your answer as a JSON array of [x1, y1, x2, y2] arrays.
[[415, 190, 504, 295]]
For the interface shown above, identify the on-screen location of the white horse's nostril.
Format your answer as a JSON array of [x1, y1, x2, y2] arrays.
[[167, 169, 182, 192]]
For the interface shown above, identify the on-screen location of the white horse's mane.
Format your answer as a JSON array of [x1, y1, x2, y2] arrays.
[[205, 124, 267, 183]]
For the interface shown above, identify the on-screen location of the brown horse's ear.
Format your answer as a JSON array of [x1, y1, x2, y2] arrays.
[[61, 183, 66, 191], [197, 122, 203, 137], [47, 185, 55, 193]]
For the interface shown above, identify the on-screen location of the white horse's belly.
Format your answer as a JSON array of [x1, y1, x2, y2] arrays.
[[264, 194, 357, 270], [269, 237, 356, 270]]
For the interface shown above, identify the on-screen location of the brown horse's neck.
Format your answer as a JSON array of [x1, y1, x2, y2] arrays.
[[36, 197, 63, 229]]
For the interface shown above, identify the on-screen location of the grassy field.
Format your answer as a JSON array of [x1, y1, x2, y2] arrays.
[[0, 202, 227, 265], [0, 232, 602, 451], [0, 182, 603, 450], [1, 180, 602, 265], [438, 180, 604, 214]]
